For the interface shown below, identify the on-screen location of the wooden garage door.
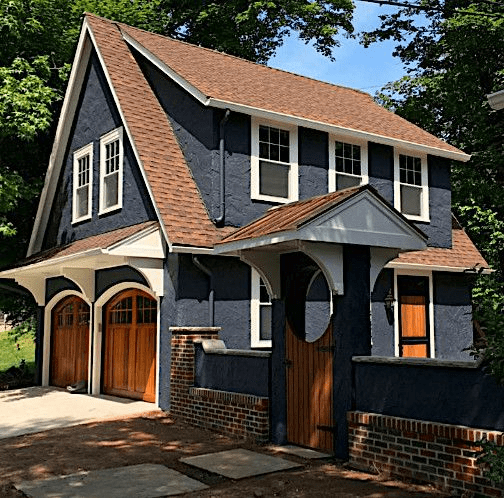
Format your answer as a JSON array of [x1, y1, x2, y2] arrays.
[[286, 321, 333, 452], [102, 290, 156, 402], [51, 296, 90, 388]]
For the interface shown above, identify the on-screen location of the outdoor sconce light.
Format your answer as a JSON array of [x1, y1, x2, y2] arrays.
[[384, 289, 395, 312]]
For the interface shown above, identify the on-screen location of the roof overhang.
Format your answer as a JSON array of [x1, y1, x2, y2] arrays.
[[123, 31, 470, 163], [214, 189, 427, 256]]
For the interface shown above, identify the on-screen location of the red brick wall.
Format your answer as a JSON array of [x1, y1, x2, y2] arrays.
[[348, 411, 504, 497], [170, 327, 269, 442]]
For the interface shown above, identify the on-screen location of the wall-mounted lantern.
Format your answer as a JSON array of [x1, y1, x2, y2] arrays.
[[384, 289, 395, 311]]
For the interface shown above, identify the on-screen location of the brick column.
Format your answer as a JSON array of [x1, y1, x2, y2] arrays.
[[170, 327, 220, 420]]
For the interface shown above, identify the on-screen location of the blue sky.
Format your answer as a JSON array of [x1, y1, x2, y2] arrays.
[[269, 2, 406, 95]]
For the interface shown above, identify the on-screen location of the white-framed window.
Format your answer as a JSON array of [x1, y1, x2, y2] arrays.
[[72, 143, 93, 223], [251, 118, 298, 203], [99, 127, 123, 214], [393, 269, 435, 358], [251, 268, 272, 348], [329, 137, 368, 192], [394, 151, 429, 222]]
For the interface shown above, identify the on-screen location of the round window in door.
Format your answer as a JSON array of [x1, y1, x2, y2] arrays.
[[102, 289, 157, 402], [51, 296, 90, 389]]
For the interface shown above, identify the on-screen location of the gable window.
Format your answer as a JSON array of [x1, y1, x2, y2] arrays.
[[251, 118, 298, 203], [394, 151, 429, 221], [72, 143, 93, 223], [99, 127, 123, 214], [329, 138, 368, 192], [251, 268, 272, 348]]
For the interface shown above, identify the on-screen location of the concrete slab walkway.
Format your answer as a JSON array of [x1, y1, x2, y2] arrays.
[[17, 464, 208, 498], [0, 386, 159, 439]]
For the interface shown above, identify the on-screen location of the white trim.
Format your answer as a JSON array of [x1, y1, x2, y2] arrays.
[[28, 27, 93, 256], [72, 143, 94, 223], [99, 127, 124, 215], [394, 150, 430, 222], [394, 269, 435, 359], [43, 290, 93, 389], [251, 117, 298, 203], [386, 261, 492, 274], [92, 282, 160, 407], [250, 268, 272, 348], [328, 135, 368, 192]]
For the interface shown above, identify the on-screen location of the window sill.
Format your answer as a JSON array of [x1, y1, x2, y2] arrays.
[[251, 193, 295, 204], [98, 205, 122, 216], [71, 214, 92, 225]]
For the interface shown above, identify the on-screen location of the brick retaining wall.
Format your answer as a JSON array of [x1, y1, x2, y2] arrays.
[[170, 327, 269, 442], [348, 411, 504, 497]]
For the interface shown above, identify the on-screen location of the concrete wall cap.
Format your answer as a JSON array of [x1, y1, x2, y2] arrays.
[[352, 355, 483, 369], [169, 326, 222, 333], [193, 338, 227, 351]]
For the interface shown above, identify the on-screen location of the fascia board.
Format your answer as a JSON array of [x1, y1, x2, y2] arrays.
[[121, 31, 209, 104], [118, 30, 470, 163], [85, 22, 173, 252], [207, 99, 471, 163], [386, 261, 493, 274], [27, 24, 92, 256]]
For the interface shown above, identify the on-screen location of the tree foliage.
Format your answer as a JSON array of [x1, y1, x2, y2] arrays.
[[361, 0, 504, 357]]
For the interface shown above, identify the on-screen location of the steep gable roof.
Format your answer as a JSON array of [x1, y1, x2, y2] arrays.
[[120, 23, 468, 161]]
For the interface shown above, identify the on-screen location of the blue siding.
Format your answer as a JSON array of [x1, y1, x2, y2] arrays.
[[371, 268, 395, 357], [46, 277, 80, 303], [95, 266, 149, 301], [42, 53, 156, 250]]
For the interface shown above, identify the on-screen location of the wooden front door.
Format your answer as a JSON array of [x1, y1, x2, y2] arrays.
[[286, 321, 333, 452], [51, 296, 90, 388], [398, 276, 430, 357], [103, 290, 157, 402]]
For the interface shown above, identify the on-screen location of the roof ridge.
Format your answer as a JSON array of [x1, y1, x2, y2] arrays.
[[91, 14, 373, 100]]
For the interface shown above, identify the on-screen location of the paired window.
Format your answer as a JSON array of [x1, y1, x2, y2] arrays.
[[99, 128, 123, 214], [394, 152, 429, 221], [250, 268, 272, 348], [329, 138, 368, 192], [251, 119, 298, 203], [72, 143, 93, 223]]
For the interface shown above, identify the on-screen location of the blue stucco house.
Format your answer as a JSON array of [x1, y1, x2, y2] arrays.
[[2, 14, 490, 458]]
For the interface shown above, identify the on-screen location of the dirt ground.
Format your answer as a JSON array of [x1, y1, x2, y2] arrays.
[[0, 412, 449, 497]]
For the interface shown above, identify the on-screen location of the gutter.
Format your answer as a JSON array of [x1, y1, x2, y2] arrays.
[[214, 109, 231, 226]]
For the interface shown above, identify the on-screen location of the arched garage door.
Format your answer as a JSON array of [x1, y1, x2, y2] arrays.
[[102, 289, 157, 402], [51, 295, 90, 388]]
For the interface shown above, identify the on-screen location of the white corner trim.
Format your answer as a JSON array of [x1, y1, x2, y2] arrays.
[[250, 117, 298, 204]]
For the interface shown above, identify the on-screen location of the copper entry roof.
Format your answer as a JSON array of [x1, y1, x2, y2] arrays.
[[14, 222, 159, 269]]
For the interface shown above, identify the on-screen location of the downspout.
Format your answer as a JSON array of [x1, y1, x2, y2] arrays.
[[213, 109, 231, 226], [192, 255, 214, 326]]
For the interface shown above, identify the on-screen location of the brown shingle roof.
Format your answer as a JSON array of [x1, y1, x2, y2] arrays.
[[86, 14, 231, 248], [390, 227, 489, 270], [119, 22, 464, 157], [14, 222, 159, 269]]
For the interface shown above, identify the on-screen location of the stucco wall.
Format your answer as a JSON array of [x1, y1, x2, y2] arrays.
[[42, 52, 156, 250], [45, 277, 80, 303], [370, 268, 395, 357]]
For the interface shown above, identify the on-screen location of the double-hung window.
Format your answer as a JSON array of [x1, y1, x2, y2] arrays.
[[251, 118, 298, 203], [394, 151, 429, 221], [329, 138, 368, 192], [250, 268, 272, 348], [99, 127, 123, 214], [72, 143, 93, 223]]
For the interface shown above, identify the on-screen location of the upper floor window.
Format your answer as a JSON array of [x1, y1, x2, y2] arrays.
[[72, 143, 93, 223], [251, 268, 272, 348], [251, 118, 298, 203], [394, 151, 429, 222], [329, 138, 368, 192], [99, 127, 123, 214]]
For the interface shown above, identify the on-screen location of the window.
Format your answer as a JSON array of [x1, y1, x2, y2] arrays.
[[251, 118, 298, 203], [329, 139, 368, 192], [394, 271, 434, 358], [72, 143, 93, 223], [251, 268, 272, 348], [394, 151, 429, 221], [99, 127, 123, 214]]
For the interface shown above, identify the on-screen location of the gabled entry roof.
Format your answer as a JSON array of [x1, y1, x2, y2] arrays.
[[214, 186, 427, 254]]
